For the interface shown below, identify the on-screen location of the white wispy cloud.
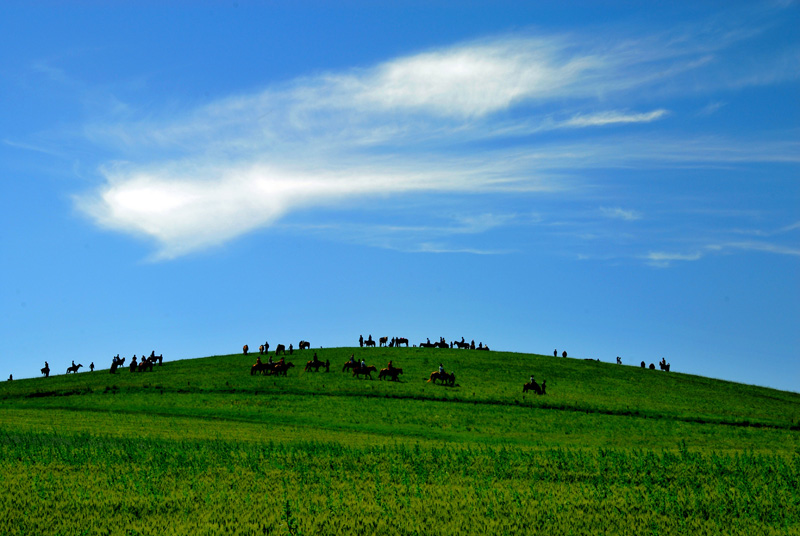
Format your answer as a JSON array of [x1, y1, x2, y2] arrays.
[[75, 16, 799, 260], [562, 109, 668, 128], [600, 207, 643, 221]]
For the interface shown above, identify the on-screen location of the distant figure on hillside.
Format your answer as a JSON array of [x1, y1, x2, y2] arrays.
[[649, 363, 655, 370], [289, 344, 294, 355], [90, 362, 95, 372], [42, 361, 50, 378], [359, 335, 364, 348], [562, 351, 567, 358], [616, 356, 622, 365], [471, 340, 475, 350], [243, 344, 249, 355], [7, 375, 12, 381], [554, 349, 558, 357]]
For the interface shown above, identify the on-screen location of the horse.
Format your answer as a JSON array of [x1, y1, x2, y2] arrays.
[[476, 345, 490, 351], [251, 362, 272, 375], [271, 362, 295, 376], [342, 360, 358, 373], [66, 364, 82, 374], [41, 366, 50, 378], [379, 336, 388, 347], [396, 337, 409, 347], [364, 339, 376, 348], [138, 359, 154, 372], [299, 340, 311, 351], [378, 367, 403, 381], [523, 380, 543, 394], [433, 341, 449, 349], [660, 362, 671, 372], [427, 371, 455, 386], [353, 365, 377, 379], [640, 361, 646, 368], [453, 340, 470, 349], [649, 363, 655, 370], [243, 344, 249, 355], [275, 344, 286, 355], [305, 358, 330, 372], [419, 341, 436, 348]]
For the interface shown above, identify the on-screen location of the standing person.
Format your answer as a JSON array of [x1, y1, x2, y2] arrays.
[[90, 362, 95, 372], [554, 349, 558, 357], [359, 335, 364, 348]]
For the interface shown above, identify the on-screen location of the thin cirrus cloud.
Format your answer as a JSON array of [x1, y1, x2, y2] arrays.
[[75, 24, 797, 260]]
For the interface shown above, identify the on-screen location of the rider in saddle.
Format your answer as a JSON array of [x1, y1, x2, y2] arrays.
[[360, 358, 366, 370], [256, 355, 262, 366], [268, 355, 274, 365], [349, 354, 356, 365], [439, 363, 445, 375], [530, 375, 535, 385], [387, 360, 394, 370]]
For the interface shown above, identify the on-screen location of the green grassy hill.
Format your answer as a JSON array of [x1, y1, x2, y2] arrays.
[[1, 347, 798, 535]]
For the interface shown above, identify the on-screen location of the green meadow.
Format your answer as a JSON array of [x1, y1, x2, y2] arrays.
[[1, 347, 798, 535]]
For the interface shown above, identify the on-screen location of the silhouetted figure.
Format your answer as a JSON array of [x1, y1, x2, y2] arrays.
[[90, 362, 95, 372], [7, 375, 12, 381], [554, 349, 558, 357], [359, 335, 364, 348], [616, 356, 622, 365], [640, 361, 646, 368], [562, 351, 567, 358]]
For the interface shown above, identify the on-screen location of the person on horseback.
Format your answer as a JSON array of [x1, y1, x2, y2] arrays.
[[268, 355, 274, 365], [530, 375, 535, 384], [387, 360, 393, 370], [360, 358, 366, 370], [439, 363, 445, 375], [256, 355, 262, 366]]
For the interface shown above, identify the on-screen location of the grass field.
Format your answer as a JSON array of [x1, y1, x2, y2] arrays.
[[1, 347, 798, 535]]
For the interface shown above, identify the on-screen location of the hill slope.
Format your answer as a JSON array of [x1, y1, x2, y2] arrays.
[[1, 348, 798, 535]]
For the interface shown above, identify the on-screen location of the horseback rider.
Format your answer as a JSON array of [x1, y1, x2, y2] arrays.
[[268, 355, 274, 365], [530, 375, 535, 385], [360, 358, 366, 370], [256, 355, 262, 366], [349, 354, 356, 365], [439, 363, 445, 375], [388, 360, 394, 370]]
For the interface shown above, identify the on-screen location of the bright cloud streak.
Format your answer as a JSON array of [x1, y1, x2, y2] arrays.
[[75, 23, 800, 260]]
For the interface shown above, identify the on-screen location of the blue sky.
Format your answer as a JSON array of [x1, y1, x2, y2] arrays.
[[1, 1, 798, 392]]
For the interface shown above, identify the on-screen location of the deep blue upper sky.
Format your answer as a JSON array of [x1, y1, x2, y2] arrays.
[[1, 1, 798, 392]]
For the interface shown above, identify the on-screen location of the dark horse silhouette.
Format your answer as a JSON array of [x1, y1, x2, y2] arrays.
[[364, 339, 376, 348], [379, 336, 389, 347], [299, 340, 311, 350], [353, 365, 377, 379], [427, 371, 455, 386], [342, 360, 359, 373], [378, 367, 403, 381], [395, 337, 409, 347], [251, 362, 272, 375], [66, 364, 83, 374], [304, 358, 330, 372], [275, 344, 286, 355], [41, 365, 50, 378], [271, 362, 295, 376], [523, 380, 546, 395]]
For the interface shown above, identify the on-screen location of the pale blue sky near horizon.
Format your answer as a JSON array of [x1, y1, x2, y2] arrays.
[[1, 1, 798, 392]]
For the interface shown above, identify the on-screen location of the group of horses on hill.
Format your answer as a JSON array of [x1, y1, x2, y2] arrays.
[[37, 351, 163, 379], [244, 340, 312, 357], [108, 352, 163, 374], [641, 357, 671, 372]]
